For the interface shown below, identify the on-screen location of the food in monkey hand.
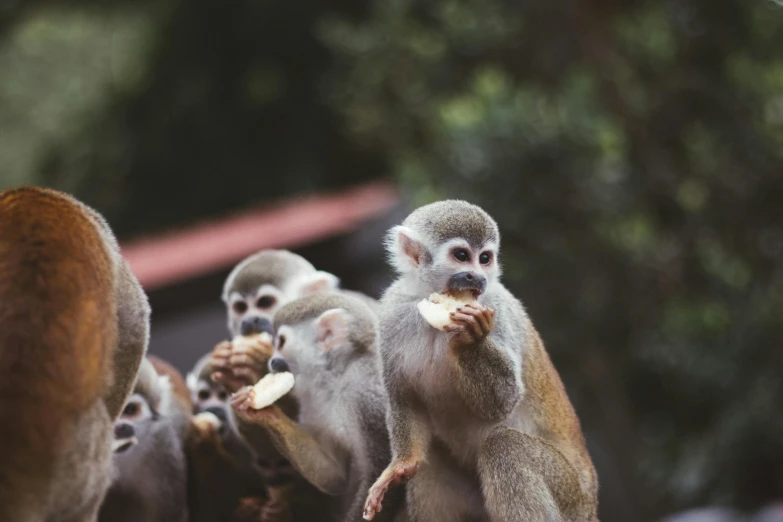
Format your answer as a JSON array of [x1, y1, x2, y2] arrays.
[[417, 291, 478, 331], [193, 411, 222, 430], [250, 372, 295, 410], [232, 332, 274, 354]]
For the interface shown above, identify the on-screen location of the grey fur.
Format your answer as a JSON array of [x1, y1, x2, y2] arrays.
[[248, 292, 402, 522], [99, 359, 188, 522], [370, 200, 598, 522]]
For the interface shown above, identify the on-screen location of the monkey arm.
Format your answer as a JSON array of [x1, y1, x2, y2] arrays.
[[232, 400, 348, 497], [261, 413, 348, 496], [450, 336, 521, 421], [386, 386, 430, 463]]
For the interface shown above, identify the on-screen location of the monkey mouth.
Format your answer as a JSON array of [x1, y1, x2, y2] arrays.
[[445, 288, 482, 300], [112, 437, 138, 454]]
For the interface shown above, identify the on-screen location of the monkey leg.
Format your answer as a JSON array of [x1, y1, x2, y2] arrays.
[[403, 446, 487, 522], [478, 427, 589, 522]]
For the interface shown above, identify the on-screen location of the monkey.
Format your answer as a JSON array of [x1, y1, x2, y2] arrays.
[[362, 200, 599, 522], [99, 356, 189, 522], [0, 186, 150, 522], [212, 249, 377, 391], [185, 249, 378, 521], [231, 292, 403, 522], [185, 353, 269, 522]]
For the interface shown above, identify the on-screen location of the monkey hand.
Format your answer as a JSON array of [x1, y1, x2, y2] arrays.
[[212, 338, 269, 394], [230, 386, 283, 427], [444, 303, 495, 347], [363, 459, 419, 520], [209, 340, 243, 393], [234, 496, 267, 522]]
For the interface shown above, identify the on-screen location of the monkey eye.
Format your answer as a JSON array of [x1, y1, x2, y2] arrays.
[[256, 295, 277, 309], [453, 249, 470, 262], [278, 335, 287, 349], [217, 390, 229, 401], [197, 389, 211, 401], [479, 252, 492, 265], [232, 301, 248, 314], [122, 401, 141, 418]]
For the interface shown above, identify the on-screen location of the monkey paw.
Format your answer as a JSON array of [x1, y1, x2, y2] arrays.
[[230, 387, 281, 426], [363, 460, 419, 520], [445, 303, 495, 346], [234, 496, 266, 522]]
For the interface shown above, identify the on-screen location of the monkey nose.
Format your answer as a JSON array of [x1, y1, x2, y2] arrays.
[[114, 422, 135, 439], [240, 316, 273, 336], [269, 357, 290, 374], [205, 406, 227, 422]]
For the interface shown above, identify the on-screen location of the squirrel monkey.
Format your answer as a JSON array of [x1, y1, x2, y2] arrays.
[[231, 293, 405, 522], [0, 186, 150, 522], [99, 357, 190, 522], [211, 249, 377, 392], [363, 200, 599, 522]]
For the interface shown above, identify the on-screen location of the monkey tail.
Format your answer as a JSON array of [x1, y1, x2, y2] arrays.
[[0, 187, 116, 485]]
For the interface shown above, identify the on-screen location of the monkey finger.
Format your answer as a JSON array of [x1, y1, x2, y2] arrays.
[[460, 306, 492, 335], [450, 312, 483, 339], [230, 387, 253, 409], [229, 353, 267, 369], [232, 367, 262, 385], [443, 323, 466, 335], [212, 370, 230, 384]]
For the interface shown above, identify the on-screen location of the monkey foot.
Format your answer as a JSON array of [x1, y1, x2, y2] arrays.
[[363, 461, 418, 520]]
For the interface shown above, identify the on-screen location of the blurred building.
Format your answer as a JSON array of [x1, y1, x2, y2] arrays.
[[121, 181, 404, 373]]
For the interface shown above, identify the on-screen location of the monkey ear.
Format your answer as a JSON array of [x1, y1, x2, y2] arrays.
[[386, 225, 427, 273], [297, 271, 340, 296], [315, 308, 349, 352]]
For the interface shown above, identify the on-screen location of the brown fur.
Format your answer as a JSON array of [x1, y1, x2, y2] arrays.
[[0, 186, 150, 522], [523, 328, 598, 505], [149, 354, 193, 416]]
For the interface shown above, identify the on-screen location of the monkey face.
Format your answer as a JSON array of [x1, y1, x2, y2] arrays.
[[120, 393, 157, 437], [269, 308, 352, 387], [112, 393, 155, 456], [435, 238, 497, 298], [192, 379, 230, 421], [226, 284, 282, 337], [400, 232, 499, 298]]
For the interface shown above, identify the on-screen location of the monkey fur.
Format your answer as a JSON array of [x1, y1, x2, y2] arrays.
[[0, 186, 150, 522], [363, 200, 599, 522], [232, 292, 403, 522], [99, 357, 189, 522]]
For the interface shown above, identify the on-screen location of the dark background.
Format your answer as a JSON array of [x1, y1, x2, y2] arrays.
[[1, 1, 782, 520]]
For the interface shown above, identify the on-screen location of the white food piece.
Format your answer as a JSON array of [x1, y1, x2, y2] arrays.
[[250, 371, 295, 410], [193, 411, 222, 430], [232, 332, 273, 352], [417, 291, 478, 331]]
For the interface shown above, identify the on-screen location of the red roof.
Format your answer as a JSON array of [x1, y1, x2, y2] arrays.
[[120, 181, 400, 290]]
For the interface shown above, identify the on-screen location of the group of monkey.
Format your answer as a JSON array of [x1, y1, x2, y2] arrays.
[[0, 186, 599, 522]]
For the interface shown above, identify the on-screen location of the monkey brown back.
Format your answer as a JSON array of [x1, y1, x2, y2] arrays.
[[0, 186, 150, 522]]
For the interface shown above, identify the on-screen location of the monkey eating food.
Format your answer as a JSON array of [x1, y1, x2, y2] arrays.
[[232, 293, 404, 522], [249, 371, 295, 410], [416, 290, 478, 331], [363, 200, 599, 522]]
